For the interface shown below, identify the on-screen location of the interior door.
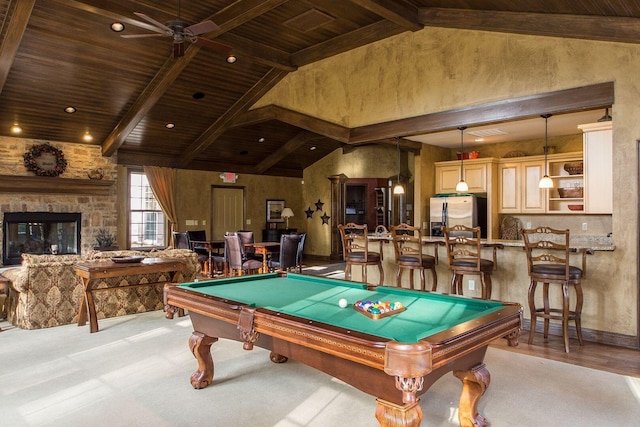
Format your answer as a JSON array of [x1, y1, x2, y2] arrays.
[[211, 187, 244, 240]]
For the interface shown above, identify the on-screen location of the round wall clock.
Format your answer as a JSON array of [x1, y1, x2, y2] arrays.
[[23, 143, 68, 177]]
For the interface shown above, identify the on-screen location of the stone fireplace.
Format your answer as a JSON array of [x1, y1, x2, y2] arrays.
[[2, 212, 82, 265]]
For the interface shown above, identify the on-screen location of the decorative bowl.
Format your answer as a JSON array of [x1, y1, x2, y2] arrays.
[[557, 187, 583, 198], [563, 161, 583, 175], [111, 255, 145, 263], [568, 204, 584, 211], [456, 151, 480, 160]]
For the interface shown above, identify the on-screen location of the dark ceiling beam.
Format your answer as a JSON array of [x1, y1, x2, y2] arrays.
[[231, 106, 351, 142], [178, 68, 290, 168], [349, 0, 421, 31], [0, 0, 35, 93], [102, 45, 201, 156], [346, 137, 422, 153], [420, 7, 640, 44], [292, 19, 405, 65], [255, 131, 321, 174], [349, 82, 614, 143]]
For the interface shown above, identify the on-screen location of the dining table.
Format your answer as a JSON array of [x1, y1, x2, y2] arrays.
[[190, 240, 225, 277], [248, 241, 281, 273]]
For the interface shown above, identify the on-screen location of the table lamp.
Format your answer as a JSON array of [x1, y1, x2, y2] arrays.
[[281, 207, 294, 229]]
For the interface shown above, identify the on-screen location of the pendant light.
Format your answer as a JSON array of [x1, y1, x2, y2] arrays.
[[393, 137, 405, 195], [539, 114, 554, 189], [455, 126, 468, 192]]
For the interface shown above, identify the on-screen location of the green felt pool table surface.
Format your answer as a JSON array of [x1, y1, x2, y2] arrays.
[[179, 273, 507, 343]]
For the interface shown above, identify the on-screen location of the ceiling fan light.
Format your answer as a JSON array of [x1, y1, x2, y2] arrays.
[[456, 180, 468, 192], [110, 22, 125, 32]]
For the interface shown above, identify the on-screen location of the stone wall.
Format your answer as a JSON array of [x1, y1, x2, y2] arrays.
[[0, 136, 118, 264]]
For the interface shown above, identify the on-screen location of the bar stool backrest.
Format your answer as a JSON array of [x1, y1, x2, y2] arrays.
[[522, 226, 572, 281]]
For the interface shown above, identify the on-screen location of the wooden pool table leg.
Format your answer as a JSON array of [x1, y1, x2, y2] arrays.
[[375, 399, 422, 427], [454, 363, 490, 427], [189, 331, 218, 389]]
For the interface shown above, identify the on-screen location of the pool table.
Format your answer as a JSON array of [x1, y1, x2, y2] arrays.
[[164, 272, 521, 427]]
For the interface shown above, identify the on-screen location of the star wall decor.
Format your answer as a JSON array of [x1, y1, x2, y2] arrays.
[[321, 212, 330, 225], [315, 199, 324, 211], [305, 206, 315, 219]]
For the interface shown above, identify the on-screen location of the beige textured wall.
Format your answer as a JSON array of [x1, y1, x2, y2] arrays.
[[172, 169, 305, 238], [259, 27, 639, 337]]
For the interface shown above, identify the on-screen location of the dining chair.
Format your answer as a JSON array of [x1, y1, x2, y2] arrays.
[[268, 233, 302, 272], [237, 230, 258, 261], [295, 233, 307, 273], [522, 226, 585, 353], [184, 230, 209, 275], [338, 223, 384, 286], [172, 231, 190, 249], [225, 234, 262, 276], [443, 224, 501, 299], [390, 223, 439, 291]]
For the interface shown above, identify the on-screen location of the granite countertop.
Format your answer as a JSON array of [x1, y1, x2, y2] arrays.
[[371, 233, 615, 251]]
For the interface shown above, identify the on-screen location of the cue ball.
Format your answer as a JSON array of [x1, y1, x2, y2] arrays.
[[338, 298, 348, 308]]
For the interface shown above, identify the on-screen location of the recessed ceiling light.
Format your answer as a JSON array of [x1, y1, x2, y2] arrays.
[[165, 123, 175, 129], [11, 124, 22, 134], [226, 55, 237, 64], [64, 106, 76, 114], [310, 146, 317, 151], [258, 137, 265, 143], [83, 132, 93, 142], [192, 92, 205, 100], [110, 22, 125, 32]]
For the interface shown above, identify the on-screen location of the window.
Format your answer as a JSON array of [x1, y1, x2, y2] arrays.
[[129, 171, 166, 249]]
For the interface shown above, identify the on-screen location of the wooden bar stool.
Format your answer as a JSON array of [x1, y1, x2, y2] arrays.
[[338, 223, 384, 286], [390, 223, 439, 291], [522, 226, 585, 353], [443, 225, 501, 299]]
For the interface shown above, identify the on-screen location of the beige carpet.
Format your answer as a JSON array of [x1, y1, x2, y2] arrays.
[[1, 310, 639, 427]]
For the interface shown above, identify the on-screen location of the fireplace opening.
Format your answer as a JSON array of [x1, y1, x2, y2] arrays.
[[2, 212, 81, 265]]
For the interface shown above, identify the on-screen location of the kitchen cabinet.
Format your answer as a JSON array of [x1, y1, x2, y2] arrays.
[[580, 122, 612, 214], [498, 159, 546, 213], [435, 158, 497, 194]]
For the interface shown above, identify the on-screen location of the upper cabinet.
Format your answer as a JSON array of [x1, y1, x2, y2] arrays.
[[435, 158, 497, 194], [580, 122, 613, 214], [498, 159, 546, 213]]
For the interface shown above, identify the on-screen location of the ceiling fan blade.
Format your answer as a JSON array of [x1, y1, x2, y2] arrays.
[[133, 12, 172, 34], [173, 41, 185, 58], [121, 33, 166, 39], [185, 20, 219, 36], [192, 37, 233, 54]]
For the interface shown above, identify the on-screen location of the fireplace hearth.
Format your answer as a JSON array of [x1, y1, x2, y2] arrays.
[[2, 212, 81, 265]]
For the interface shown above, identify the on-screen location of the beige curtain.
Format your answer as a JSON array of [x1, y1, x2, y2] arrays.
[[143, 166, 178, 247]]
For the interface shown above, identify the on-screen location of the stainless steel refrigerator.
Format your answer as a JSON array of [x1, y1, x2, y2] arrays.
[[429, 195, 487, 238]]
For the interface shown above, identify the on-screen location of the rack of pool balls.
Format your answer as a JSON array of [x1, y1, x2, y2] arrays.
[[353, 299, 405, 320]]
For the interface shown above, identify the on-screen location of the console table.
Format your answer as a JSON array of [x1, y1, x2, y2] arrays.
[[74, 257, 185, 333]]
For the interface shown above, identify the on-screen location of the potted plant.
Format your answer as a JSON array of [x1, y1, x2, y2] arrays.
[[94, 228, 118, 251]]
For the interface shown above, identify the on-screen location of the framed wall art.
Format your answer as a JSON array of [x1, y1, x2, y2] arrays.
[[266, 199, 285, 223]]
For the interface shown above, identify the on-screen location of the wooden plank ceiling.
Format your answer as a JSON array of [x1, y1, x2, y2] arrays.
[[0, 0, 637, 177]]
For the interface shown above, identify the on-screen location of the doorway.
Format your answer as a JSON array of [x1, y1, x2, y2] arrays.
[[211, 186, 245, 240]]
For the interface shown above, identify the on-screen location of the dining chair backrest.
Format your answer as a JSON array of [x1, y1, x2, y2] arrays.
[[186, 230, 207, 250], [172, 232, 190, 249], [237, 230, 255, 259], [295, 232, 307, 271], [224, 233, 244, 270], [278, 233, 302, 270]]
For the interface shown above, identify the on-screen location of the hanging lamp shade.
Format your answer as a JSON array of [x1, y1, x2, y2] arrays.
[[539, 114, 554, 189], [393, 137, 405, 195], [456, 126, 468, 192]]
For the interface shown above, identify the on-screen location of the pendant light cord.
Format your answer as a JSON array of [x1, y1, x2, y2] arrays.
[[458, 126, 467, 177], [542, 113, 552, 175]]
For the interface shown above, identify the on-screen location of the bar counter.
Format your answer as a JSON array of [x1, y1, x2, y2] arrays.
[[352, 233, 626, 346]]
